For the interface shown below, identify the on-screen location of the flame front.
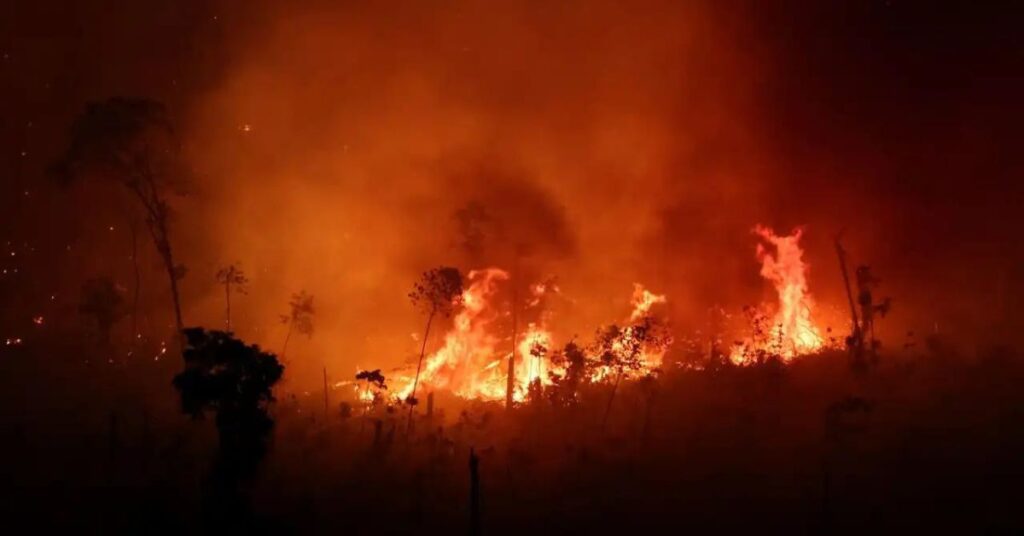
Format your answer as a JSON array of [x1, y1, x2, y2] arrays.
[[388, 226, 825, 404], [394, 272, 669, 403]]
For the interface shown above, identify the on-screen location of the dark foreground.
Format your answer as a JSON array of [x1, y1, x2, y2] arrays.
[[1, 341, 1022, 534]]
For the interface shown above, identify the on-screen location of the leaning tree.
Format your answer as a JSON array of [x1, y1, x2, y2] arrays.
[[406, 267, 463, 430], [54, 97, 189, 339], [279, 290, 315, 358], [593, 316, 671, 431]]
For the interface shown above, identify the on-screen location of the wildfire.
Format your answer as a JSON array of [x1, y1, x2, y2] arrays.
[[381, 225, 827, 406], [392, 269, 671, 404], [731, 226, 824, 364]]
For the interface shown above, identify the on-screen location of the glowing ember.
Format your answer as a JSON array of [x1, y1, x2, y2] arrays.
[[731, 226, 824, 363]]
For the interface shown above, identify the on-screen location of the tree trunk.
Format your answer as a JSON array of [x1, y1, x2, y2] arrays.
[[469, 447, 481, 536], [152, 220, 184, 344], [225, 281, 232, 331], [506, 279, 518, 410], [407, 310, 436, 434], [323, 366, 329, 418], [642, 389, 656, 445], [130, 217, 140, 346], [130, 179, 183, 345], [601, 371, 624, 432], [281, 320, 294, 358], [162, 247, 184, 338]]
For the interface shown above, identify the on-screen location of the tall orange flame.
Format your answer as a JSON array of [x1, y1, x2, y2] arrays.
[[732, 226, 824, 363]]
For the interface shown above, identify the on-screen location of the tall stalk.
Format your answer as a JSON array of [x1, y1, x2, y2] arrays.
[[407, 309, 436, 433]]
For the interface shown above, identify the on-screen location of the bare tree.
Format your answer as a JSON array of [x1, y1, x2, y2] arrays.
[[279, 291, 315, 358], [356, 369, 388, 406], [215, 263, 249, 332], [54, 98, 189, 339], [548, 340, 590, 407], [406, 267, 463, 431]]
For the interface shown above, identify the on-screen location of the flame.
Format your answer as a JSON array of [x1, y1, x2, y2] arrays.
[[394, 270, 670, 403], [397, 268, 512, 401], [589, 284, 670, 382], [731, 226, 824, 363], [518, 322, 554, 391], [630, 283, 667, 321]]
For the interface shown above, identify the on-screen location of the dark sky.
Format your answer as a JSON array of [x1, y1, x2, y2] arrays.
[[1, 0, 1022, 364]]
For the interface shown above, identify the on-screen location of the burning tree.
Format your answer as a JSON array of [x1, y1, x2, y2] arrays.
[[356, 369, 388, 405], [172, 328, 284, 481], [593, 316, 671, 430], [54, 98, 189, 338], [407, 267, 464, 425], [525, 339, 548, 405], [215, 263, 249, 332], [548, 340, 590, 407], [279, 291, 315, 358]]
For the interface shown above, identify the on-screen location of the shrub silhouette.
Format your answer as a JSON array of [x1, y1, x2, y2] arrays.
[[173, 328, 284, 480]]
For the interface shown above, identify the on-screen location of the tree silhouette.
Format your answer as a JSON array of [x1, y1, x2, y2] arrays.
[[593, 316, 671, 431], [215, 264, 249, 332], [407, 267, 463, 430], [172, 328, 284, 481], [54, 98, 188, 339], [548, 340, 589, 406], [78, 277, 126, 346], [356, 369, 388, 405], [856, 265, 891, 361], [526, 339, 548, 405], [279, 291, 315, 358]]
